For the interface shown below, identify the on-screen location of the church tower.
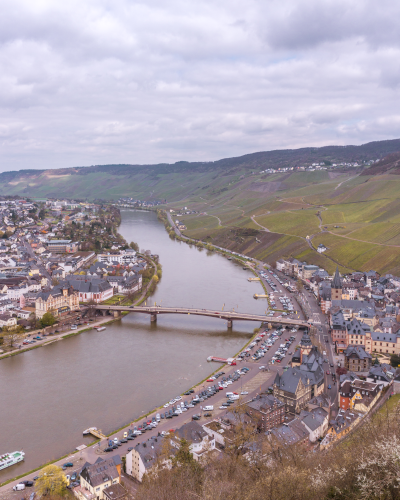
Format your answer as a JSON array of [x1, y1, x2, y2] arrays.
[[299, 331, 313, 363], [331, 266, 342, 301]]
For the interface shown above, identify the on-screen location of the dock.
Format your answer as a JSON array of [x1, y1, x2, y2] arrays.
[[85, 428, 107, 440]]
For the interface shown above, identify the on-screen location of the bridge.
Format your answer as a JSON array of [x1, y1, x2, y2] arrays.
[[94, 305, 310, 329]]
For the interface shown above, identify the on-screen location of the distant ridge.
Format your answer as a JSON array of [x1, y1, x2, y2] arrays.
[[1, 138, 400, 200]]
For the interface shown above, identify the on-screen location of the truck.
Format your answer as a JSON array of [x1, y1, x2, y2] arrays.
[[13, 484, 25, 491]]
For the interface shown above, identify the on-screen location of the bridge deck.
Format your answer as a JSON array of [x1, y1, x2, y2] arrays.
[[95, 305, 309, 326]]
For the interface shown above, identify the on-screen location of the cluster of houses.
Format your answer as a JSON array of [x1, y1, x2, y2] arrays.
[[0, 198, 147, 331]]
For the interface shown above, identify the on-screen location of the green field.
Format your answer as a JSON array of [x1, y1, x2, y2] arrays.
[[255, 209, 320, 237]]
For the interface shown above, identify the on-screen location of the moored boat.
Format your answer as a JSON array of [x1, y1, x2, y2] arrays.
[[0, 451, 25, 471], [83, 427, 97, 435], [96, 327, 106, 332]]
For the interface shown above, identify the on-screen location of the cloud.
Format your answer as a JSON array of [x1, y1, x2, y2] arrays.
[[0, 0, 399, 170]]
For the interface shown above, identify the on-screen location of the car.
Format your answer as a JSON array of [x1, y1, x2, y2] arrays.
[[192, 415, 200, 420], [330, 363, 334, 368], [71, 473, 77, 481], [113, 438, 118, 444], [240, 391, 249, 395], [328, 385, 332, 389], [207, 379, 214, 382], [104, 447, 113, 452], [326, 371, 330, 375], [22, 481, 34, 487], [63, 462, 73, 468], [204, 412, 212, 417], [33, 477, 39, 481], [127, 447, 134, 451], [120, 438, 128, 443], [259, 365, 266, 370]]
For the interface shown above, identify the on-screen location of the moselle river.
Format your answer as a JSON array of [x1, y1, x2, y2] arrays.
[[0, 209, 267, 481]]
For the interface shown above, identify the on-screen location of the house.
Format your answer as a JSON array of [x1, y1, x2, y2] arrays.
[[78, 456, 123, 500], [126, 435, 169, 483], [270, 418, 310, 447], [344, 346, 372, 372], [299, 406, 329, 442], [348, 379, 381, 414], [366, 364, 395, 387], [0, 314, 17, 329], [245, 394, 285, 432], [320, 409, 360, 449], [170, 421, 216, 461]]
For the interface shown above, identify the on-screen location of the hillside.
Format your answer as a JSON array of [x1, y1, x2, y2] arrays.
[[1, 138, 400, 201], [169, 150, 400, 276]]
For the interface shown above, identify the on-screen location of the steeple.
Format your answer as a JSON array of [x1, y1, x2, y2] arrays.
[[332, 266, 342, 289], [331, 266, 342, 301]]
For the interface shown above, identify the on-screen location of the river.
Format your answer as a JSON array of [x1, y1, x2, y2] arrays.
[[0, 209, 266, 482]]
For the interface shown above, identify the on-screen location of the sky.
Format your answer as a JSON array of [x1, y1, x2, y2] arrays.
[[1, 0, 400, 171]]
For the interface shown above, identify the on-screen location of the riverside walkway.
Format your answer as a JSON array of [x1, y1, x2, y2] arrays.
[[95, 304, 310, 328]]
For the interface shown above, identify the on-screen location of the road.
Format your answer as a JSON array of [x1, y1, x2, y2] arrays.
[[22, 237, 51, 281]]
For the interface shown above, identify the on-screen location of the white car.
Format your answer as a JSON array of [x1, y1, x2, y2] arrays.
[[240, 391, 249, 395], [175, 396, 182, 401], [259, 365, 266, 370], [163, 403, 169, 408]]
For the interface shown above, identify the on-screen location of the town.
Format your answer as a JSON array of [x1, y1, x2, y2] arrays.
[[0, 198, 151, 354]]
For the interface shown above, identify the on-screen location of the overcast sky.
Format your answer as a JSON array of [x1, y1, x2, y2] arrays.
[[1, 0, 400, 171]]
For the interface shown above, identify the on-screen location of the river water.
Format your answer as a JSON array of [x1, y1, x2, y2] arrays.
[[0, 210, 266, 481]]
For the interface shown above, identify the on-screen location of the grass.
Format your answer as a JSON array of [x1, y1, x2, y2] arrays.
[[255, 209, 320, 237]]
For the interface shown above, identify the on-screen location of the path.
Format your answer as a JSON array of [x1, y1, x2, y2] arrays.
[[335, 173, 359, 190], [251, 213, 270, 232]]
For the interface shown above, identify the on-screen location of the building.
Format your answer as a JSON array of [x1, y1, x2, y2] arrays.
[[0, 314, 17, 329], [274, 333, 325, 414], [245, 394, 285, 432], [331, 267, 342, 301], [170, 421, 216, 461], [126, 436, 168, 483], [46, 240, 79, 253], [344, 346, 372, 372], [97, 250, 137, 265], [78, 456, 123, 500], [60, 278, 113, 303], [299, 406, 329, 442], [35, 285, 80, 319], [320, 409, 360, 449]]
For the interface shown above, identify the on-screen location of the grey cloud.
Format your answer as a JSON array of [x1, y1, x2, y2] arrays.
[[0, 0, 400, 170]]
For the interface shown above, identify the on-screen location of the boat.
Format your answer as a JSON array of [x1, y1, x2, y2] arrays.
[[96, 327, 106, 332], [83, 427, 97, 435], [0, 451, 25, 471]]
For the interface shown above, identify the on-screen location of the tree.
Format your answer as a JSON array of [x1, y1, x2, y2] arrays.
[[390, 353, 400, 367], [35, 465, 68, 497], [2, 328, 24, 348], [153, 275, 159, 284], [41, 312, 56, 327], [296, 279, 303, 291], [130, 241, 139, 252], [39, 209, 46, 220]]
